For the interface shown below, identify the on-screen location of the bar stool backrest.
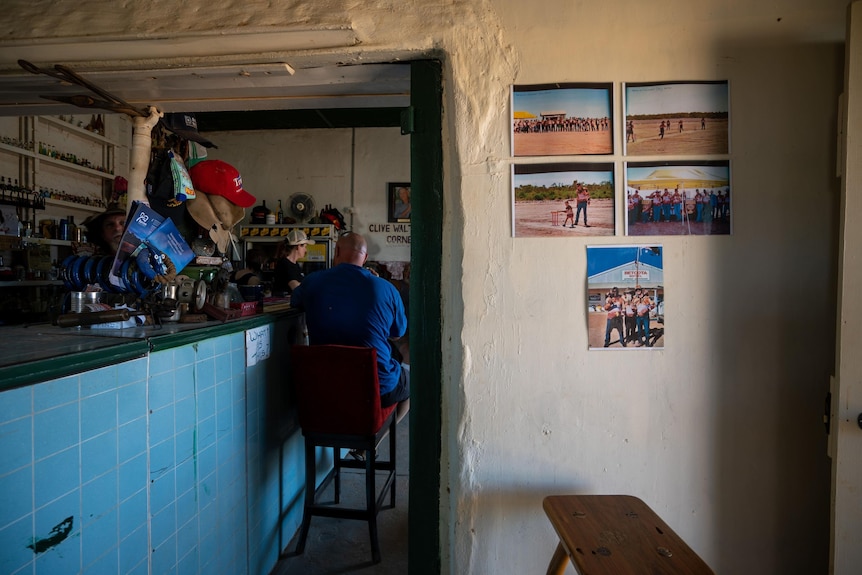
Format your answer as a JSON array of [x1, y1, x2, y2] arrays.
[[290, 344, 390, 436]]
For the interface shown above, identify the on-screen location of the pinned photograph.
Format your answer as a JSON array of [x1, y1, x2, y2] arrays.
[[625, 160, 731, 236], [587, 245, 664, 350], [512, 83, 613, 156], [623, 81, 729, 156], [512, 163, 614, 237]]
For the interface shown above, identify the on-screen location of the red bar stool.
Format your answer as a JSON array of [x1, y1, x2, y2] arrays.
[[288, 344, 399, 564]]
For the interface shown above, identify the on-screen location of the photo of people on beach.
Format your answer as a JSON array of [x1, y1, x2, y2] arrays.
[[512, 163, 615, 237], [625, 160, 731, 236], [587, 245, 664, 350], [512, 83, 613, 157], [623, 81, 729, 156]]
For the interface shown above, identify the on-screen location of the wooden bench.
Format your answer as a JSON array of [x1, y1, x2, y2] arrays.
[[543, 495, 714, 575]]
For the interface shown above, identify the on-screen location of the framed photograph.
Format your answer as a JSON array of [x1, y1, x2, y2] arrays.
[[623, 81, 729, 156], [388, 182, 411, 222], [512, 162, 615, 237], [587, 245, 664, 350], [512, 83, 613, 157], [624, 160, 731, 236]]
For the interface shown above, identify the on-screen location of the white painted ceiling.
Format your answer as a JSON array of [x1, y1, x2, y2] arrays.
[[0, 61, 411, 118]]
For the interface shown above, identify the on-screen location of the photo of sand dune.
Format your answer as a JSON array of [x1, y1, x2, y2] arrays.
[[624, 81, 729, 156]]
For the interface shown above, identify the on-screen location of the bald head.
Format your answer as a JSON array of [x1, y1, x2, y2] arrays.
[[334, 232, 368, 266]]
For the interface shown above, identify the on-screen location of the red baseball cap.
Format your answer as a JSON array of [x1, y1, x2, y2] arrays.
[[189, 160, 256, 208]]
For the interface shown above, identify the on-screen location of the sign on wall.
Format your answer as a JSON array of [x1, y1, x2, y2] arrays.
[[367, 222, 411, 246], [246, 324, 271, 366]]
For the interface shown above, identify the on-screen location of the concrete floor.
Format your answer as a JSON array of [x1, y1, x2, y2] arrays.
[[272, 414, 410, 575]]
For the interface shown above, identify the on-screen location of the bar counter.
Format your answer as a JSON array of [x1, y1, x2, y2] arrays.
[[0, 309, 302, 391], [0, 307, 308, 575]]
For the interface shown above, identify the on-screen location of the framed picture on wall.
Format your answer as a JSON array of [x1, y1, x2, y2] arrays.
[[511, 83, 614, 157], [587, 245, 664, 350], [623, 80, 730, 156], [624, 160, 731, 236], [388, 182, 411, 222], [512, 162, 615, 237]]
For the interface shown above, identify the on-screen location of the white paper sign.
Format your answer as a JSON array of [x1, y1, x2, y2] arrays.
[[246, 325, 271, 366]]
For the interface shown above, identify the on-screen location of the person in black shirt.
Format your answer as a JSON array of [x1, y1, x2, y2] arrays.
[[272, 229, 315, 295]]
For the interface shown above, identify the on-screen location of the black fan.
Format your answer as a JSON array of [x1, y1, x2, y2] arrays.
[[288, 193, 316, 223]]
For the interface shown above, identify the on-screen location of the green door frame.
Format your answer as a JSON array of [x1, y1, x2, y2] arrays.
[[407, 59, 444, 574]]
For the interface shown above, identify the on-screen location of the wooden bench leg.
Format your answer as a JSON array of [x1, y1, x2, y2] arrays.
[[546, 541, 570, 575]]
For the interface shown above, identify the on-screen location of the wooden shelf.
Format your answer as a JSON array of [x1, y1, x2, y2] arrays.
[[0, 142, 36, 158], [38, 115, 120, 146], [37, 154, 114, 180], [22, 237, 73, 247], [44, 198, 105, 214]]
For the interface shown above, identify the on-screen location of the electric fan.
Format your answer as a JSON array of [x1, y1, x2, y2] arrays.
[[288, 193, 316, 223]]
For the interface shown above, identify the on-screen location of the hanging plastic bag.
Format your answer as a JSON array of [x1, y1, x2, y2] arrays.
[[168, 149, 195, 201]]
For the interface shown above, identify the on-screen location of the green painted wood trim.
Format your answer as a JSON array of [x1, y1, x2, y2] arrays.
[[1, 341, 149, 392], [408, 59, 444, 575]]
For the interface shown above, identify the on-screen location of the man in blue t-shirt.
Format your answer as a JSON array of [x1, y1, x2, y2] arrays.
[[291, 232, 409, 420]]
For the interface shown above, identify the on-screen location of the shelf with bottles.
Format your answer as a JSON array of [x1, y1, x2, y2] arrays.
[[43, 197, 105, 214], [36, 152, 115, 180], [34, 113, 116, 181], [0, 140, 36, 159], [0, 176, 107, 216], [37, 115, 117, 146]]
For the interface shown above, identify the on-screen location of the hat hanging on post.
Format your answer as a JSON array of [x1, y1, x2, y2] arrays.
[[189, 159, 256, 208], [161, 112, 217, 149], [208, 193, 245, 231], [186, 192, 231, 254]]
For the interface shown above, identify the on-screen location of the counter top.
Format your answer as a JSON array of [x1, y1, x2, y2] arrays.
[[0, 308, 302, 392]]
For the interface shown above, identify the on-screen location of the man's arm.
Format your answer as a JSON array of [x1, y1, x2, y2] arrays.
[[389, 284, 408, 339], [290, 282, 305, 308]]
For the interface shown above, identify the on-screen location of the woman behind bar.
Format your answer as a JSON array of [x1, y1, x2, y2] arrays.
[[272, 229, 315, 295]]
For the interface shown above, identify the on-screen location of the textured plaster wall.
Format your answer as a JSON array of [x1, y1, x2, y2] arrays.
[[0, 0, 851, 574]]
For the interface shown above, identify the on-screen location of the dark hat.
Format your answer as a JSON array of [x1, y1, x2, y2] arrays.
[[145, 150, 188, 224], [82, 204, 127, 234], [161, 112, 217, 149]]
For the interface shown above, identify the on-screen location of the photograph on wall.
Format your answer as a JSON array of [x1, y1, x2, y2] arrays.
[[512, 162, 615, 237], [388, 182, 411, 222], [625, 160, 730, 236], [623, 81, 729, 156], [587, 245, 664, 350], [512, 83, 613, 157]]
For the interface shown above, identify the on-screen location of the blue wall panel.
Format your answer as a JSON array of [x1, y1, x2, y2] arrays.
[[0, 320, 305, 575]]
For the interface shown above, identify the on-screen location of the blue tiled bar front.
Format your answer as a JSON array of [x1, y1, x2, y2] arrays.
[[0, 313, 306, 575]]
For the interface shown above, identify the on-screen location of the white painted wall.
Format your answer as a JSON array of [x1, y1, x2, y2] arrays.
[[0, 0, 851, 573], [205, 127, 411, 264]]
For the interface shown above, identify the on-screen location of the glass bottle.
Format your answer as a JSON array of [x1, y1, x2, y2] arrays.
[[276, 200, 284, 224]]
